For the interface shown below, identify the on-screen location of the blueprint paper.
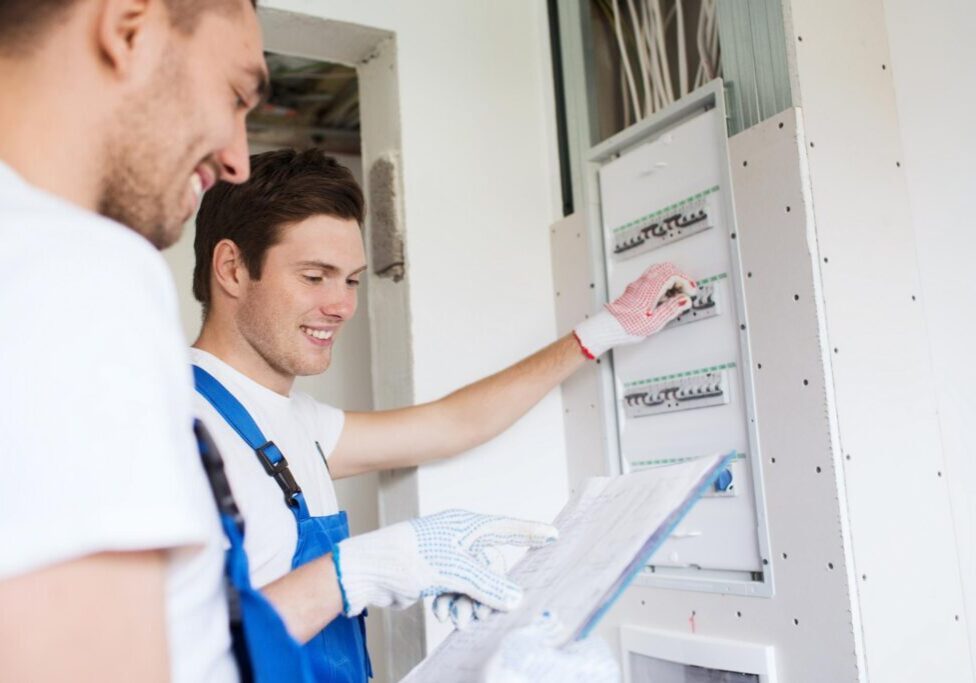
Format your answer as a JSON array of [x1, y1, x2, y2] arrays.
[[401, 451, 735, 682]]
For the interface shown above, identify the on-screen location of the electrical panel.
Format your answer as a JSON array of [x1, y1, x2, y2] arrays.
[[623, 364, 733, 418], [588, 88, 770, 592]]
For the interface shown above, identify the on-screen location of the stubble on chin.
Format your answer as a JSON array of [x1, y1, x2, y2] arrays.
[[97, 177, 177, 249], [239, 308, 336, 381], [95, 58, 194, 250]]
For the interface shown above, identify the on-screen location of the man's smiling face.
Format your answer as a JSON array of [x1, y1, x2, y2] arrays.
[[98, 0, 267, 248], [235, 214, 367, 382]]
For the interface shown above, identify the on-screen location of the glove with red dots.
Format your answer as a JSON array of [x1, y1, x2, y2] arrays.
[[573, 262, 697, 359]]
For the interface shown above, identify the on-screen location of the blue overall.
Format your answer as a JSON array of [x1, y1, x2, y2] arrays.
[[193, 365, 372, 682]]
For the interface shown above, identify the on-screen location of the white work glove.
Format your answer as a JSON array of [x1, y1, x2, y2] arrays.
[[481, 612, 621, 683], [433, 593, 493, 629], [574, 262, 697, 359], [432, 545, 507, 629], [332, 509, 558, 617]]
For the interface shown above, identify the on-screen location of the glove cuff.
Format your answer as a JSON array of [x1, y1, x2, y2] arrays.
[[573, 310, 637, 358], [571, 331, 595, 360], [331, 545, 353, 616], [334, 531, 419, 617]]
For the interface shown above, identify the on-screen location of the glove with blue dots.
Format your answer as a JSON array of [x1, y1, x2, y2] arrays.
[[432, 544, 507, 630], [332, 509, 558, 617], [433, 592, 494, 630]]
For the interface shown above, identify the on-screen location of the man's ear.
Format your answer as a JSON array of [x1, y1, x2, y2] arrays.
[[94, 0, 163, 80], [212, 239, 249, 301]]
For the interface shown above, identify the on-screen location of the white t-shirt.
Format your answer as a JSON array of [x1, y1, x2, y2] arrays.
[[0, 162, 237, 682], [190, 349, 345, 588]]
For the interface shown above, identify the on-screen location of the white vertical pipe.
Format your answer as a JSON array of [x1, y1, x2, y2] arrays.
[[612, 0, 643, 119]]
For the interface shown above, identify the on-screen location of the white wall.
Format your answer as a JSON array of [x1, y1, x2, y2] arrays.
[[883, 0, 976, 662], [783, 0, 973, 677]]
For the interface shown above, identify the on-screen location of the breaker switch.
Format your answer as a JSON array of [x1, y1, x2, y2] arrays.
[[714, 468, 734, 493]]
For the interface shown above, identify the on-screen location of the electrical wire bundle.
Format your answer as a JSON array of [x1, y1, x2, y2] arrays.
[[597, 0, 720, 125]]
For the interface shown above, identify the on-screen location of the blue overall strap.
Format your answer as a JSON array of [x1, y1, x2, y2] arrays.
[[194, 420, 315, 683], [193, 365, 310, 520], [193, 420, 253, 682]]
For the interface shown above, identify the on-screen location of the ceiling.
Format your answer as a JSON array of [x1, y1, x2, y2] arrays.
[[246, 53, 361, 155]]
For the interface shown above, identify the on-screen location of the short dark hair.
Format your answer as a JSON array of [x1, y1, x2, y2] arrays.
[[0, 0, 257, 55], [193, 148, 366, 314]]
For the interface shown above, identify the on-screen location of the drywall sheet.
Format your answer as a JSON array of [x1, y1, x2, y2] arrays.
[[584, 107, 862, 683], [788, 0, 974, 676], [597, 106, 762, 575]]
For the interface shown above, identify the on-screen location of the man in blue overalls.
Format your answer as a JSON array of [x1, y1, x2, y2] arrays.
[[189, 149, 695, 680]]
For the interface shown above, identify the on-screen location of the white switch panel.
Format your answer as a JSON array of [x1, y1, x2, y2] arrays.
[[611, 186, 718, 260], [623, 363, 734, 418], [590, 89, 768, 583]]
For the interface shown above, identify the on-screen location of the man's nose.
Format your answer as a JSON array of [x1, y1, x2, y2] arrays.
[[214, 116, 251, 184], [320, 285, 357, 320]]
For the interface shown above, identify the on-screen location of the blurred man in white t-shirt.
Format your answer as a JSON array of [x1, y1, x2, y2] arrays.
[[0, 0, 267, 680]]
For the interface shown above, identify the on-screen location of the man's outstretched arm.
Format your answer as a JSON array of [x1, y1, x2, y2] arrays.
[[329, 262, 696, 479], [330, 333, 585, 478], [0, 551, 170, 683]]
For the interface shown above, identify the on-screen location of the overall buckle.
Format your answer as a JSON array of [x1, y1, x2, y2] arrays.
[[256, 441, 303, 509]]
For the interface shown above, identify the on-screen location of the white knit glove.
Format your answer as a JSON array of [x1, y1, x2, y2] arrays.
[[433, 593, 493, 630], [332, 510, 558, 617], [574, 262, 697, 359], [432, 544, 507, 629], [481, 612, 620, 683]]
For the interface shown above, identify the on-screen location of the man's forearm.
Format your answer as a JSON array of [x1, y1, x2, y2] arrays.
[[261, 554, 344, 644], [431, 333, 586, 454], [0, 551, 169, 683], [330, 334, 587, 477]]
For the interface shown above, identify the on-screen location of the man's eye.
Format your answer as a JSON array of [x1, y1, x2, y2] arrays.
[[347, 279, 361, 288], [303, 275, 323, 284]]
